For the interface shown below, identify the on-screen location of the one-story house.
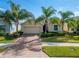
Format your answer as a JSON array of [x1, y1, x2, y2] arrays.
[[0, 17, 75, 34], [21, 20, 75, 34]]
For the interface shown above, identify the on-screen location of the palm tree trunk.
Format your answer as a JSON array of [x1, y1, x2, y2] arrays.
[[45, 17, 48, 33], [15, 19, 19, 34], [61, 20, 64, 32], [68, 25, 70, 32], [62, 24, 64, 32], [43, 20, 48, 33]]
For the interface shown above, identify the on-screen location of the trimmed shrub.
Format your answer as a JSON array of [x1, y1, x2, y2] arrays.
[[4, 35, 14, 40], [0, 32, 6, 36], [41, 32, 53, 37], [41, 32, 65, 37], [57, 32, 65, 36]]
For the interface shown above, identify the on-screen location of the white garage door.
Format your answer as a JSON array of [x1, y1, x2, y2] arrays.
[[22, 25, 43, 34]]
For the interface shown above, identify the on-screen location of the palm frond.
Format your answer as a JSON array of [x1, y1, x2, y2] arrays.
[[35, 15, 45, 24], [66, 17, 77, 28], [50, 17, 61, 24], [18, 9, 35, 20], [0, 10, 4, 18], [59, 11, 74, 20], [42, 6, 56, 18]]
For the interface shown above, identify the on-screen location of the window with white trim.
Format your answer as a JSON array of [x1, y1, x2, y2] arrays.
[[54, 25, 58, 31]]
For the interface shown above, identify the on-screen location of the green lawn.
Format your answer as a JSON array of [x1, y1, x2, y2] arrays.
[[42, 46, 79, 57], [0, 36, 15, 53], [0, 36, 14, 43], [42, 36, 79, 43]]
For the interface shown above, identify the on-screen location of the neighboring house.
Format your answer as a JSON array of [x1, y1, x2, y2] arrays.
[[0, 18, 10, 34], [0, 18, 21, 34]]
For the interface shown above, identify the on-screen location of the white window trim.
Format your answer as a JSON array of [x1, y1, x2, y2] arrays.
[[53, 24, 59, 32]]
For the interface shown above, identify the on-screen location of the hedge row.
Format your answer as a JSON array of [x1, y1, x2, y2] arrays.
[[41, 32, 66, 37]]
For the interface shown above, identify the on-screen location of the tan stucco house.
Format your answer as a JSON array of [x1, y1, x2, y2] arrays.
[[21, 20, 75, 34]]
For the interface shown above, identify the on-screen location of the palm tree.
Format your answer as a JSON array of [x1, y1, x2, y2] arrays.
[[35, 15, 45, 24], [59, 11, 74, 32], [0, 10, 13, 33], [41, 6, 56, 33], [73, 16, 79, 32], [0, 10, 13, 34], [0, 10, 12, 24], [9, 1, 34, 33], [66, 17, 77, 32], [50, 17, 61, 24]]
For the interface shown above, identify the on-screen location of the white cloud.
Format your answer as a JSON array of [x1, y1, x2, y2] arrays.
[[74, 11, 79, 16], [0, 8, 5, 11]]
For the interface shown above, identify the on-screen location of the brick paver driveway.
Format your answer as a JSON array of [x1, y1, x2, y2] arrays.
[[0, 35, 48, 58]]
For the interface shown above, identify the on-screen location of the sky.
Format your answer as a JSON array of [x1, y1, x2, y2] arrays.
[[0, 0, 79, 18]]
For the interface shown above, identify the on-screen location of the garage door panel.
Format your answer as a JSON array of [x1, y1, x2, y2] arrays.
[[22, 25, 43, 34]]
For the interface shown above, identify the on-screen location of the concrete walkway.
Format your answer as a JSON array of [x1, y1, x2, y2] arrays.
[[42, 42, 79, 46], [0, 36, 48, 58], [0, 43, 11, 47]]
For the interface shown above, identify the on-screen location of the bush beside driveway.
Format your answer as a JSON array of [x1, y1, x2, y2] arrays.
[[0, 36, 15, 43]]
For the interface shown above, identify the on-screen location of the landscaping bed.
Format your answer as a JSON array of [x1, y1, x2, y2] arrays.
[[0, 47, 6, 53], [0, 36, 14, 43], [42, 46, 79, 57], [41, 32, 65, 37], [42, 36, 79, 43]]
